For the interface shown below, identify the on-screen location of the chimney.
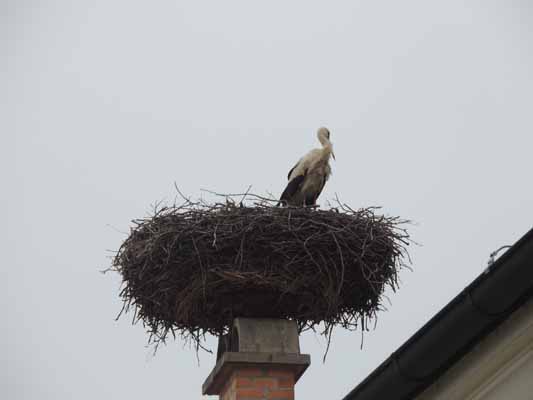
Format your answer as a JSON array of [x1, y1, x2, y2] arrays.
[[202, 318, 311, 400]]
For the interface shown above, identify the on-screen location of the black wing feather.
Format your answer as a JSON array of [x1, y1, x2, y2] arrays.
[[278, 174, 305, 206], [287, 163, 299, 180]]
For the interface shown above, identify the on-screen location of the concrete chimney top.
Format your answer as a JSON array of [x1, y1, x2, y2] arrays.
[[202, 318, 311, 399]]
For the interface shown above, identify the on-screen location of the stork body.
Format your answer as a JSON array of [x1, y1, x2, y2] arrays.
[[279, 127, 335, 207]]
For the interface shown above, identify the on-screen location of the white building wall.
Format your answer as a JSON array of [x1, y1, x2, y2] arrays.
[[417, 298, 533, 400], [474, 349, 533, 400]]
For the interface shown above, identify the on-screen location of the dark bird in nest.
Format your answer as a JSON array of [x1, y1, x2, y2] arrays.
[[279, 127, 335, 207]]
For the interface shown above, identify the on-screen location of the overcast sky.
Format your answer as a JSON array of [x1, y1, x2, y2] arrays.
[[3, 1, 533, 399]]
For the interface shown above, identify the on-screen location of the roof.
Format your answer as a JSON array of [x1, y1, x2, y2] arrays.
[[343, 227, 533, 400]]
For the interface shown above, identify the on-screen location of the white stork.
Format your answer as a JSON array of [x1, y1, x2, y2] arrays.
[[279, 127, 335, 207]]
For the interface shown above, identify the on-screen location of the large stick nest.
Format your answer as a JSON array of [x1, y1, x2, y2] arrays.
[[112, 194, 410, 348]]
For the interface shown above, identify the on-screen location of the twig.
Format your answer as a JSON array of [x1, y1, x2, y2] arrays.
[[110, 191, 412, 358]]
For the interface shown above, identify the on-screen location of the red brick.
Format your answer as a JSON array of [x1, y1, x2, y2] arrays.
[[236, 396, 263, 400], [254, 377, 277, 389], [223, 367, 297, 400], [235, 377, 254, 388], [266, 370, 294, 379], [268, 389, 294, 400], [236, 388, 264, 398], [277, 376, 295, 388]]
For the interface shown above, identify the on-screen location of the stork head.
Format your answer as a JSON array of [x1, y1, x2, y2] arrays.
[[317, 127, 330, 143], [317, 127, 335, 160]]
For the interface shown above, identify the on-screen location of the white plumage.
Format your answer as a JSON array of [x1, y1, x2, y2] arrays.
[[279, 127, 335, 206]]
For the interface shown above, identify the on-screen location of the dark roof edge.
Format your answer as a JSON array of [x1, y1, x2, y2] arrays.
[[343, 227, 533, 400]]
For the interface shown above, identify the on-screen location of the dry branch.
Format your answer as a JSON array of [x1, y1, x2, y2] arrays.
[[111, 194, 411, 350]]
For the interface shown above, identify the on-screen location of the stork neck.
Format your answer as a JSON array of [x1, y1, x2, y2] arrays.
[[318, 136, 331, 148], [320, 139, 333, 153]]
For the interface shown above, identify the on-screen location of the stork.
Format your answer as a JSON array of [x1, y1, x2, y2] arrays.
[[279, 127, 335, 207]]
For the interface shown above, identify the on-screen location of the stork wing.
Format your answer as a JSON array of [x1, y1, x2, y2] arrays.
[[279, 174, 305, 206], [287, 162, 299, 180]]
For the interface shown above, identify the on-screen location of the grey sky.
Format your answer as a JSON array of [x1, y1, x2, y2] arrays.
[[4, 1, 533, 399]]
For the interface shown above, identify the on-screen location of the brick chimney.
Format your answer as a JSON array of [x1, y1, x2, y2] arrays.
[[202, 318, 310, 400]]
